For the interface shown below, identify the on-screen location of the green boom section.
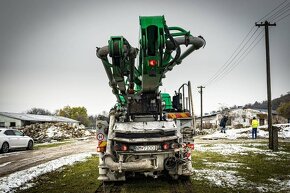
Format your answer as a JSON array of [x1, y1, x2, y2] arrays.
[[96, 16, 205, 112], [139, 16, 165, 93]]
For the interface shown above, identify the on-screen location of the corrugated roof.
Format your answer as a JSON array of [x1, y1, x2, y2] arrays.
[[0, 112, 79, 123]]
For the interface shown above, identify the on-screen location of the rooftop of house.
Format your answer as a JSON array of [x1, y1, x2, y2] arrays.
[[0, 112, 79, 123]]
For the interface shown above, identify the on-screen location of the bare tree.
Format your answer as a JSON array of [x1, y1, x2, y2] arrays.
[[26, 108, 52, 115]]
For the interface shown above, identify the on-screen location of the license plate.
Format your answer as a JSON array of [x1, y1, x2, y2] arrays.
[[134, 145, 158, 151]]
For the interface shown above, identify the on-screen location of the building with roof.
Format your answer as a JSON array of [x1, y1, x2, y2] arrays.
[[0, 112, 79, 128], [195, 113, 219, 129], [195, 108, 286, 129]]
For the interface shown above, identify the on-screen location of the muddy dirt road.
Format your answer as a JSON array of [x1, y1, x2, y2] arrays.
[[0, 139, 97, 177]]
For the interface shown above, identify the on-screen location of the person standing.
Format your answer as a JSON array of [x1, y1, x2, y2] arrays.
[[220, 116, 228, 133], [251, 117, 259, 139]]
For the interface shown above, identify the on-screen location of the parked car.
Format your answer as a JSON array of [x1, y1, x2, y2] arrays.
[[0, 128, 34, 153]]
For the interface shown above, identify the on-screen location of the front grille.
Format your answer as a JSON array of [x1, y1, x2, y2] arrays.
[[115, 130, 175, 139]]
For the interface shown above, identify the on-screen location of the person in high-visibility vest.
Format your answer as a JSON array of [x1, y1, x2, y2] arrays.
[[251, 117, 259, 139]]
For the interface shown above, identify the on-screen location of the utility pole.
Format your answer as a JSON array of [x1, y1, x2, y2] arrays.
[[255, 20, 277, 151], [198, 86, 205, 130]]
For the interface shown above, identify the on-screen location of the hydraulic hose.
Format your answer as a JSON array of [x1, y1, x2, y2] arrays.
[[164, 36, 205, 72], [164, 24, 181, 67]]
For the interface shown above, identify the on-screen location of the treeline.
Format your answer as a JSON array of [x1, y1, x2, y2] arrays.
[[244, 92, 290, 110], [26, 106, 108, 127], [243, 92, 290, 122]]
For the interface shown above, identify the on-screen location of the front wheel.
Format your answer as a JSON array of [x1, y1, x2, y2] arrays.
[[1, 142, 9, 153], [27, 140, 33, 150]]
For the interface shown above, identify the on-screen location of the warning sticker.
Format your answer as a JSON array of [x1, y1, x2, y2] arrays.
[[98, 141, 107, 147]]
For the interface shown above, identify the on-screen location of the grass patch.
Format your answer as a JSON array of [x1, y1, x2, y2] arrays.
[[192, 142, 290, 193], [190, 180, 239, 193], [233, 146, 290, 184], [15, 141, 290, 193], [280, 141, 290, 152], [192, 151, 229, 169], [16, 156, 100, 193]]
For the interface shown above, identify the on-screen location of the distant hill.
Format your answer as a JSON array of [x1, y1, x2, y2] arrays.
[[244, 93, 290, 110]]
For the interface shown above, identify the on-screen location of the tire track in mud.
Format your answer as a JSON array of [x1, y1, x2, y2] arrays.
[[95, 176, 195, 193], [0, 139, 96, 177], [168, 177, 194, 193], [95, 182, 124, 193]]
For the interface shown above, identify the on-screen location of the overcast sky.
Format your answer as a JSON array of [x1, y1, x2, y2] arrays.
[[0, 0, 289, 115]]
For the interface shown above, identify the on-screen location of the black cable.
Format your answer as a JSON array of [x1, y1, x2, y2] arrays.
[[270, 7, 290, 22], [275, 12, 290, 22], [267, 2, 290, 21], [206, 30, 263, 86], [257, 0, 289, 22], [215, 32, 265, 83], [164, 24, 181, 67], [204, 0, 290, 87], [205, 27, 260, 86], [204, 26, 256, 85]]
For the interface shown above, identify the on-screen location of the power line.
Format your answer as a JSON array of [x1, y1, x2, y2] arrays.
[[205, 28, 262, 86], [216, 32, 265, 82], [204, 0, 289, 87], [275, 12, 290, 22], [204, 27, 259, 86], [204, 26, 256, 85], [270, 7, 290, 22], [268, 2, 290, 21], [207, 31, 264, 85], [257, 0, 289, 22]]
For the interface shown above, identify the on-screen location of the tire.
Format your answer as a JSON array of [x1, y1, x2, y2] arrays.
[[1, 142, 9, 153], [27, 140, 33, 150]]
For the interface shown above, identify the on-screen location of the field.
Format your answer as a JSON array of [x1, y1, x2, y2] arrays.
[[14, 139, 290, 193]]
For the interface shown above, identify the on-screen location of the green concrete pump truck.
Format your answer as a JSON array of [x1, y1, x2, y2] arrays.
[[96, 16, 205, 181]]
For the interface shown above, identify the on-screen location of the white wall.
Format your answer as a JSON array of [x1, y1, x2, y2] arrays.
[[0, 115, 22, 127]]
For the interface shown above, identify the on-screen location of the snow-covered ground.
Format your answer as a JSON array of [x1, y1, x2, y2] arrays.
[[0, 152, 94, 193], [194, 167, 290, 192], [200, 124, 290, 140], [0, 124, 288, 192], [195, 143, 289, 156], [193, 143, 290, 192], [193, 169, 247, 188]]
